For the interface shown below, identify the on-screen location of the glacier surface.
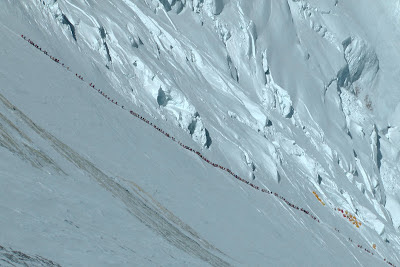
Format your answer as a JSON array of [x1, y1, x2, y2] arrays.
[[1, 0, 400, 266]]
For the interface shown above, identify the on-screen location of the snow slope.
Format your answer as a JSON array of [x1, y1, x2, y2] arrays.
[[1, 0, 400, 266]]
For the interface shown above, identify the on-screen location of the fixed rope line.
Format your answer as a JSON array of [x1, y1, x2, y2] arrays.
[[20, 34, 319, 222], [19, 34, 397, 267]]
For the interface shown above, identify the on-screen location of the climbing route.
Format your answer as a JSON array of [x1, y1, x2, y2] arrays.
[[313, 191, 326, 206], [19, 34, 397, 267], [336, 208, 362, 228]]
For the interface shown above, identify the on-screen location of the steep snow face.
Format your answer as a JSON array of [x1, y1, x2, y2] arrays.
[[1, 0, 400, 265]]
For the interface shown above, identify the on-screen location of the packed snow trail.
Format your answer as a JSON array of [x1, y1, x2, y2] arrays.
[[17, 34, 398, 267], [20, 34, 320, 223]]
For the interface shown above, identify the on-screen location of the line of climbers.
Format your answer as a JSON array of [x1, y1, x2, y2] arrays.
[[20, 35, 122, 109], [334, 228, 397, 266], [336, 208, 362, 228], [335, 228, 375, 256], [312, 191, 325, 206], [354, 242, 396, 266], [127, 111, 321, 220], [317, 195, 397, 265], [314, 191, 363, 230], [20, 34, 397, 267]]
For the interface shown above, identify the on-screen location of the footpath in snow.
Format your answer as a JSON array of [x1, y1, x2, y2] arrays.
[[19, 33, 397, 267]]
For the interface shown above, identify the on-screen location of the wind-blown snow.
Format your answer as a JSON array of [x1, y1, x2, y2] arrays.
[[1, 0, 400, 266]]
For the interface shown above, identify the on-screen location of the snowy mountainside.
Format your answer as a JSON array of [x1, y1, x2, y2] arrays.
[[1, 0, 400, 266]]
